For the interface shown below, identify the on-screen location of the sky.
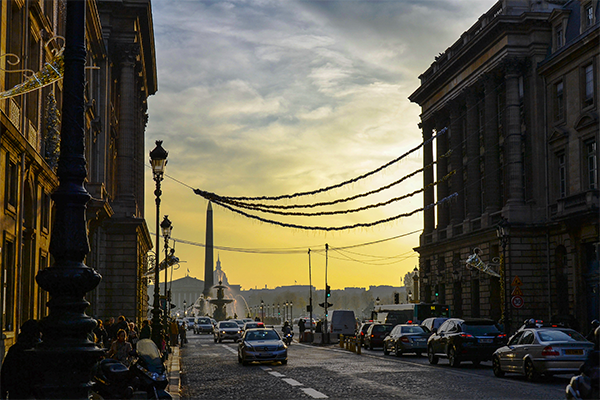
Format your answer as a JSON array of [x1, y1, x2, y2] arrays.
[[145, 0, 497, 291]]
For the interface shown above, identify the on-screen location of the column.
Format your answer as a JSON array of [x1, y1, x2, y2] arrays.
[[465, 88, 482, 219], [449, 103, 464, 225], [504, 61, 525, 207], [115, 42, 140, 216], [483, 74, 501, 213], [436, 120, 449, 229], [423, 122, 435, 234]]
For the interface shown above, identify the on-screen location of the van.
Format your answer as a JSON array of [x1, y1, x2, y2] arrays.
[[328, 310, 356, 337]]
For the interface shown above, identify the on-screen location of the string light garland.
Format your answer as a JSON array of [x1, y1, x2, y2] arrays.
[[208, 193, 457, 231], [0, 50, 64, 100], [194, 127, 447, 202]]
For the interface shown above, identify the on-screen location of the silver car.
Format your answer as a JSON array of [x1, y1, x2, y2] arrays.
[[238, 328, 288, 365], [214, 321, 242, 343], [492, 327, 594, 381]]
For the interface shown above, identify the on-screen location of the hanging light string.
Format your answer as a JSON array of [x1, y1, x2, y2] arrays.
[[211, 170, 455, 217], [203, 150, 453, 211], [208, 193, 457, 231], [193, 127, 448, 202]]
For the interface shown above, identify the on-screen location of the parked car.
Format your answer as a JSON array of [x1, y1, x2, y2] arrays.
[[427, 318, 507, 367], [214, 321, 242, 343], [492, 326, 593, 381], [243, 321, 265, 331], [238, 328, 288, 366], [421, 317, 449, 333], [364, 323, 393, 350], [356, 322, 373, 347], [383, 324, 431, 356], [194, 317, 214, 334]]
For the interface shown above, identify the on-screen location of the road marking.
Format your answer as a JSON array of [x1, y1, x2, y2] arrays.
[[301, 388, 328, 398], [282, 378, 302, 386], [222, 345, 237, 355], [268, 371, 285, 377], [259, 366, 272, 371]]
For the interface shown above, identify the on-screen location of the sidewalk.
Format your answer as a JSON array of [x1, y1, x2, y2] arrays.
[[166, 346, 181, 399]]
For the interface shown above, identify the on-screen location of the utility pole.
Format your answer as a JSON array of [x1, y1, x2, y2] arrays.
[[308, 249, 313, 339], [323, 243, 329, 344]]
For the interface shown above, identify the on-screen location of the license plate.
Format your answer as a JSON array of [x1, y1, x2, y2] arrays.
[[478, 338, 493, 344], [564, 349, 583, 355]]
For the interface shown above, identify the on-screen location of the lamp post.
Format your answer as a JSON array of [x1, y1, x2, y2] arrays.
[[32, 1, 103, 396], [277, 303, 281, 323], [183, 300, 187, 316], [497, 219, 510, 334], [150, 140, 168, 349], [260, 300, 265, 322], [290, 301, 293, 322], [161, 215, 172, 342], [413, 267, 420, 303]]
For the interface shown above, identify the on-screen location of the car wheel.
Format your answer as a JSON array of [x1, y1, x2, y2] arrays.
[[524, 359, 539, 382], [218, 338, 222, 343], [369, 341, 374, 350], [472, 359, 481, 366], [395, 347, 402, 357], [492, 356, 505, 377], [214, 337, 217, 343], [416, 351, 422, 357], [383, 344, 389, 356], [448, 347, 461, 367], [238, 353, 242, 364], [281, 360, 288, 365], [242, 360, 249, 366], [427, 346, 438, 365]]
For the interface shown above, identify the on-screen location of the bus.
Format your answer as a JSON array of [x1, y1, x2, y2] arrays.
[[371, 303, 450, 325]]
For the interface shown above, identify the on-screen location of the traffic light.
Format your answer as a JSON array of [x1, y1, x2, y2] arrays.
[[394, 292, 400, 304], [326, 285, 331, 298], [306, 305, 312, 312], [434, 285, 439, 301], [319, 302, 325, 308]]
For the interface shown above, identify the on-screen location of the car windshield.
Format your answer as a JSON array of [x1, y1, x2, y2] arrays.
[[463, 324, 500, 335], [245, 323, 259, 329], [373, 325, 392, 333], [539, 329, 587, 342], [246, 330, 280, 341], [402, 326, 426, 334], [198, 318, 211, 324], [220, 322, 238, 328]]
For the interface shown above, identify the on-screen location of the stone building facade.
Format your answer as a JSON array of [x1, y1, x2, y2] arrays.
[[409, 0, 598, 334], [0, 0, 156, 358]]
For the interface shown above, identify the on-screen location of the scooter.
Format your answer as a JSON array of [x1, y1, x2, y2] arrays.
[[130, 339, 172, 399], [92, 358, 135, 399]]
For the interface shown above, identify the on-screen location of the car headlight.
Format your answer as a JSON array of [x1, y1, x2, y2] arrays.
[[221, 331, 226, 334], [278, 344, 286, 350]]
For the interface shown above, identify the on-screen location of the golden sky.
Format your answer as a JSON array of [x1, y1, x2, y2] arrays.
[[145, 0, 496, 290]]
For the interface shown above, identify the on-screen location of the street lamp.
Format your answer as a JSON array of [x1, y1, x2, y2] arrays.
[[290, 301, 293, 322], [161, 215, 172, 341], [150, 140, 168, 349], [413, 267, 419, 303], [260, 299, 265, 322], [183, 300, 187, 316]]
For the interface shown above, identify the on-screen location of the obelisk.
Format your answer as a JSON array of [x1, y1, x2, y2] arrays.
[[203, 202, 214, 298]]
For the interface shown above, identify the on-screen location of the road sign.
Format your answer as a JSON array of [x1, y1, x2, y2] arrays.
[[511, 295, 524, 309], [511, 276, 522, 286], [511, 286, 523, 296]]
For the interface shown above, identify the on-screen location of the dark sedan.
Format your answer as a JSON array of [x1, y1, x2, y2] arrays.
[[427, 318, 507, 367], [383, 324, 430, 356], [364, 323, 393, 350], [356, 322, 372, 347]]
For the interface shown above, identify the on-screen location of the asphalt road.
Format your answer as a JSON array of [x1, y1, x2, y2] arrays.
[[180, 331, 569, 400]]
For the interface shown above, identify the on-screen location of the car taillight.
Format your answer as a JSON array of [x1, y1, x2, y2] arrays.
[[542, 346, 560, 356], [361, 332, 365, 336], [459, 333, 473, 338], [371, 334, 375, 338], [407, 320, 413, 324], [497, 334, 506, 340], [400, 336, 410, 343]]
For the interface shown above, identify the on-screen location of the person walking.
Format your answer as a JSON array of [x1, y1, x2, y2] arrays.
[[107, 329, 134, 367], [140, 320, 151, 340], [0, 320, 41, 400], [169, 319, 179, 347], [298, 318, 306, 342], [178, 321, 187, 348]]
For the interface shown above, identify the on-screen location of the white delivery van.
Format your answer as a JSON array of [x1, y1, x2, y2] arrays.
[[328, 310, 356, 337]]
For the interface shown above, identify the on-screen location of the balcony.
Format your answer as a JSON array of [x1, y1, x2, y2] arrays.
[[550, 190, 599, 218]]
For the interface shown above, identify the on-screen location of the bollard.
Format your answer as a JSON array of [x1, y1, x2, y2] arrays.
[[350, 338, 355, 353], [356, 337, 361, 355], [340, 335, 345, 348]]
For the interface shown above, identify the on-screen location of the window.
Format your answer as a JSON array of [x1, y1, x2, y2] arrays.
[[5, 156, 18, 209], [555, 81, 564, 121], [584, 64, 594, 107], [519, 330, 535, 345], [41, 190, 51, 231], [586, 140, 597, 190], [555, 26, 564, 49], [558, 153, 567, 198], [2, 237, 15, 331], [584, 3, 594, 29]]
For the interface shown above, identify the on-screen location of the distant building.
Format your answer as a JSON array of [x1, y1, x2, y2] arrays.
[[410, 0, 598, 333]]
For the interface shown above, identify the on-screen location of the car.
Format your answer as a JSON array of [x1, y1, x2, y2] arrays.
[[185, 317, 195, 330], [492, 326, 594, 381], [421, 317, 449, 333], [364, 323, 393, 350], [427, 318, 507, 367], [232, 319, 245, 330], [214, 321, 242, 343], [356, 322, 373, 347], [238, 328, 288, 366], [383, 324, 431, 356], [243, 321, 265, 331], [328, 310, 356, 337], [298, 317, 317, 329], [194, 317, 214, 334]]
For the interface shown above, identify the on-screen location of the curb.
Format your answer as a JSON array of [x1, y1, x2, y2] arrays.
[[166, 346, 181, 399]]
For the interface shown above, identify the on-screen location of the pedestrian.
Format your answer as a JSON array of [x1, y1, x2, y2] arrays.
[[114, 315, 129, 335], [169, 319, 179, 347], [298, 318, 306, 334], [105, 317, 116, 343], [128, 322, 139, 348], [0, 319, 42, 400], [178, 321, 187, 348], [140, 320, 151, 340], [107, 329, 134, 367], [94, 319, 109, 348]]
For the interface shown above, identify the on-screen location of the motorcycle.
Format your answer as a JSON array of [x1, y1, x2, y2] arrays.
[[131, 339, 172, 399], [283, 332, 293, 346], [92, 358, 135, 399]]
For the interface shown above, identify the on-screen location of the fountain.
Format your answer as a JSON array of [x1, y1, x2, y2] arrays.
[[208, 281, 234, 321]]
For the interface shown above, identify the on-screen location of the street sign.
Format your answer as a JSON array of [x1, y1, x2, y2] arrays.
[[511, 276, 522, 286], [511, 286, 523, 296], [511, 295, 524, 309]]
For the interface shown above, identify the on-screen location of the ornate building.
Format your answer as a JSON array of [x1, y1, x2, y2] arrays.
[[409, 0, 598, 334], [0, 0, 156, 358]]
